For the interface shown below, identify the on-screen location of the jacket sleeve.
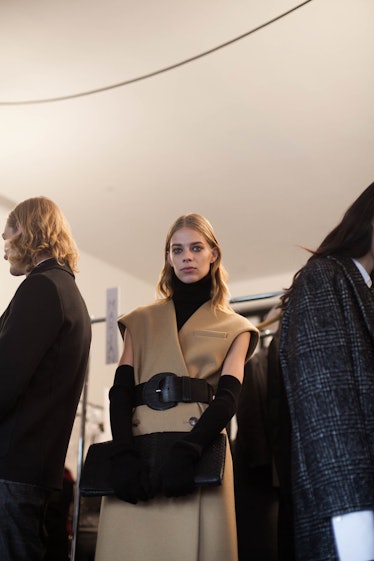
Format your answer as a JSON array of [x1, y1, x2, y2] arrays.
[[0, 274, 63, 420], [280, 260, 374, 516]]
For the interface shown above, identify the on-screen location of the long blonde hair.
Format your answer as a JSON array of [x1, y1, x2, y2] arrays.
[[6, 196, 79, 273], [156, 213, 231, 312]]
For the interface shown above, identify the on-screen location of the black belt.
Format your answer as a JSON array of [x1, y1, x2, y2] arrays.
[[134, 372, 214, 411]]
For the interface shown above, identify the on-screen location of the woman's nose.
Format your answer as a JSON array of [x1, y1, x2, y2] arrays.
[[183, 251, 192, 261]]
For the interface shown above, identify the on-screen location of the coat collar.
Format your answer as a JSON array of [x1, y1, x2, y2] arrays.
[[328, 254, 374, 341], [28, 257, 74, 278]]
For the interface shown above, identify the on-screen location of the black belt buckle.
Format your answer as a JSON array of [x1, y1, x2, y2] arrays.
[[141, 372, 178, 411]]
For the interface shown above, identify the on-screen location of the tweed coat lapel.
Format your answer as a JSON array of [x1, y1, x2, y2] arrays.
[[329, 255, 374, 343]]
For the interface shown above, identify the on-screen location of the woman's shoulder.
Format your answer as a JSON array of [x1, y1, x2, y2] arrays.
[[286, 255, 359, 312], [214, 306, 259, 333], [118, 299, 170, 325], [218, 309, 259, 358], [299, 254, 353, 285]]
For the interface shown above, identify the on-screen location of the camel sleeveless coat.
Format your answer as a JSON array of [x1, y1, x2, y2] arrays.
[[94, 299, 258, 561]]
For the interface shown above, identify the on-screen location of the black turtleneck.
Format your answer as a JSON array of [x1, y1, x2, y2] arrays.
[[172, 272, 212, 331]]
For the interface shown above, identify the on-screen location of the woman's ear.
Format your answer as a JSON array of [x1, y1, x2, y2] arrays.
[[211, 248, 218, 263]]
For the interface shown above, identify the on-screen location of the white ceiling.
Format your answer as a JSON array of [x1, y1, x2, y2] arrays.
[[0, 0, 373, 290]]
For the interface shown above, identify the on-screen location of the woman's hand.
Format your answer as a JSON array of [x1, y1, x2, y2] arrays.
[[111, 449, 151, 504], [160, 441, 200, 497]]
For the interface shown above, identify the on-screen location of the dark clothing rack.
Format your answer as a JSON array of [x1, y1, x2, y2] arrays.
[[230, 291, 283, 304]]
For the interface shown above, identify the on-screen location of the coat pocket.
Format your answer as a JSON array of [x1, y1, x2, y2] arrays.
[[193, 330, 228, 339]]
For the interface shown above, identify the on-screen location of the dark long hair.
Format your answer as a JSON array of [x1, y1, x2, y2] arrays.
[[281, 181, 374, 307], [314, 182, 374, 258]]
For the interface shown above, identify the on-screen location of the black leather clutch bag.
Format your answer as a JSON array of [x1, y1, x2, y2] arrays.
[[79, 432, 226, 497]]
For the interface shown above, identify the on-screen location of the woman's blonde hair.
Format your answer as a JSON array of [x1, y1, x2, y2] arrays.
[[156, 213, 231, 312], [6, 196, 79, 273]]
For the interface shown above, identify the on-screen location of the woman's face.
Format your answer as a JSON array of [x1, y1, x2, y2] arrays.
[[167, 227, 218, 284]]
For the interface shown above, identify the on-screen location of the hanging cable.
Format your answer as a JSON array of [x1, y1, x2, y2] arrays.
[[0, 0, 313, 106]]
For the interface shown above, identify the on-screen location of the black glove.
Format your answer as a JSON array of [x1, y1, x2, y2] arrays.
[[160, 440, 200, 497], [160, 375, 241, 497], [109, 365, 151, 503], [111, 448, 150, 504]]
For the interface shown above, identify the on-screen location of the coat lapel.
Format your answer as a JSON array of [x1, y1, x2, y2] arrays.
[[329, 255, 374, 343]]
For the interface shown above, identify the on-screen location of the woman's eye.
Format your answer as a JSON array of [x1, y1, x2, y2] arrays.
[[172, 248, 182, 254], [192, 246, 202, 252]]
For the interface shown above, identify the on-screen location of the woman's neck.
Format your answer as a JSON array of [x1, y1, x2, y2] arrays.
[[172, 272, 212, 330]]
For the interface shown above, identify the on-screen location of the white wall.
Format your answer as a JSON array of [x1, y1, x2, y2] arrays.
[[229, 271, 294, 302], [76, 251, 157, 408]]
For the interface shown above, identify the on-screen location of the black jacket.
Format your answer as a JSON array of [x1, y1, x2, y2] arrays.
[[280, 255, 374, 560], [0, 258, 91, 489]]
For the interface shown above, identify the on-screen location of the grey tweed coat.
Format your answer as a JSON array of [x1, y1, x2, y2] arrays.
[[279, 254, 374, 561]]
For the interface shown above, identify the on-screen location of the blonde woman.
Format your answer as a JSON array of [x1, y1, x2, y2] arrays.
[[95, 213, 259, 561]]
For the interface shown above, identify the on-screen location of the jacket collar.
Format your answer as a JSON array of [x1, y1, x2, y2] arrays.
[[28, 257, 74, 278], [328, 254, 374, 341]]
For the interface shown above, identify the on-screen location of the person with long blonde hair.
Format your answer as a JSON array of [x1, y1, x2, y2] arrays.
[[0, 196, 91, 561], [94, 213, 259, 561]]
